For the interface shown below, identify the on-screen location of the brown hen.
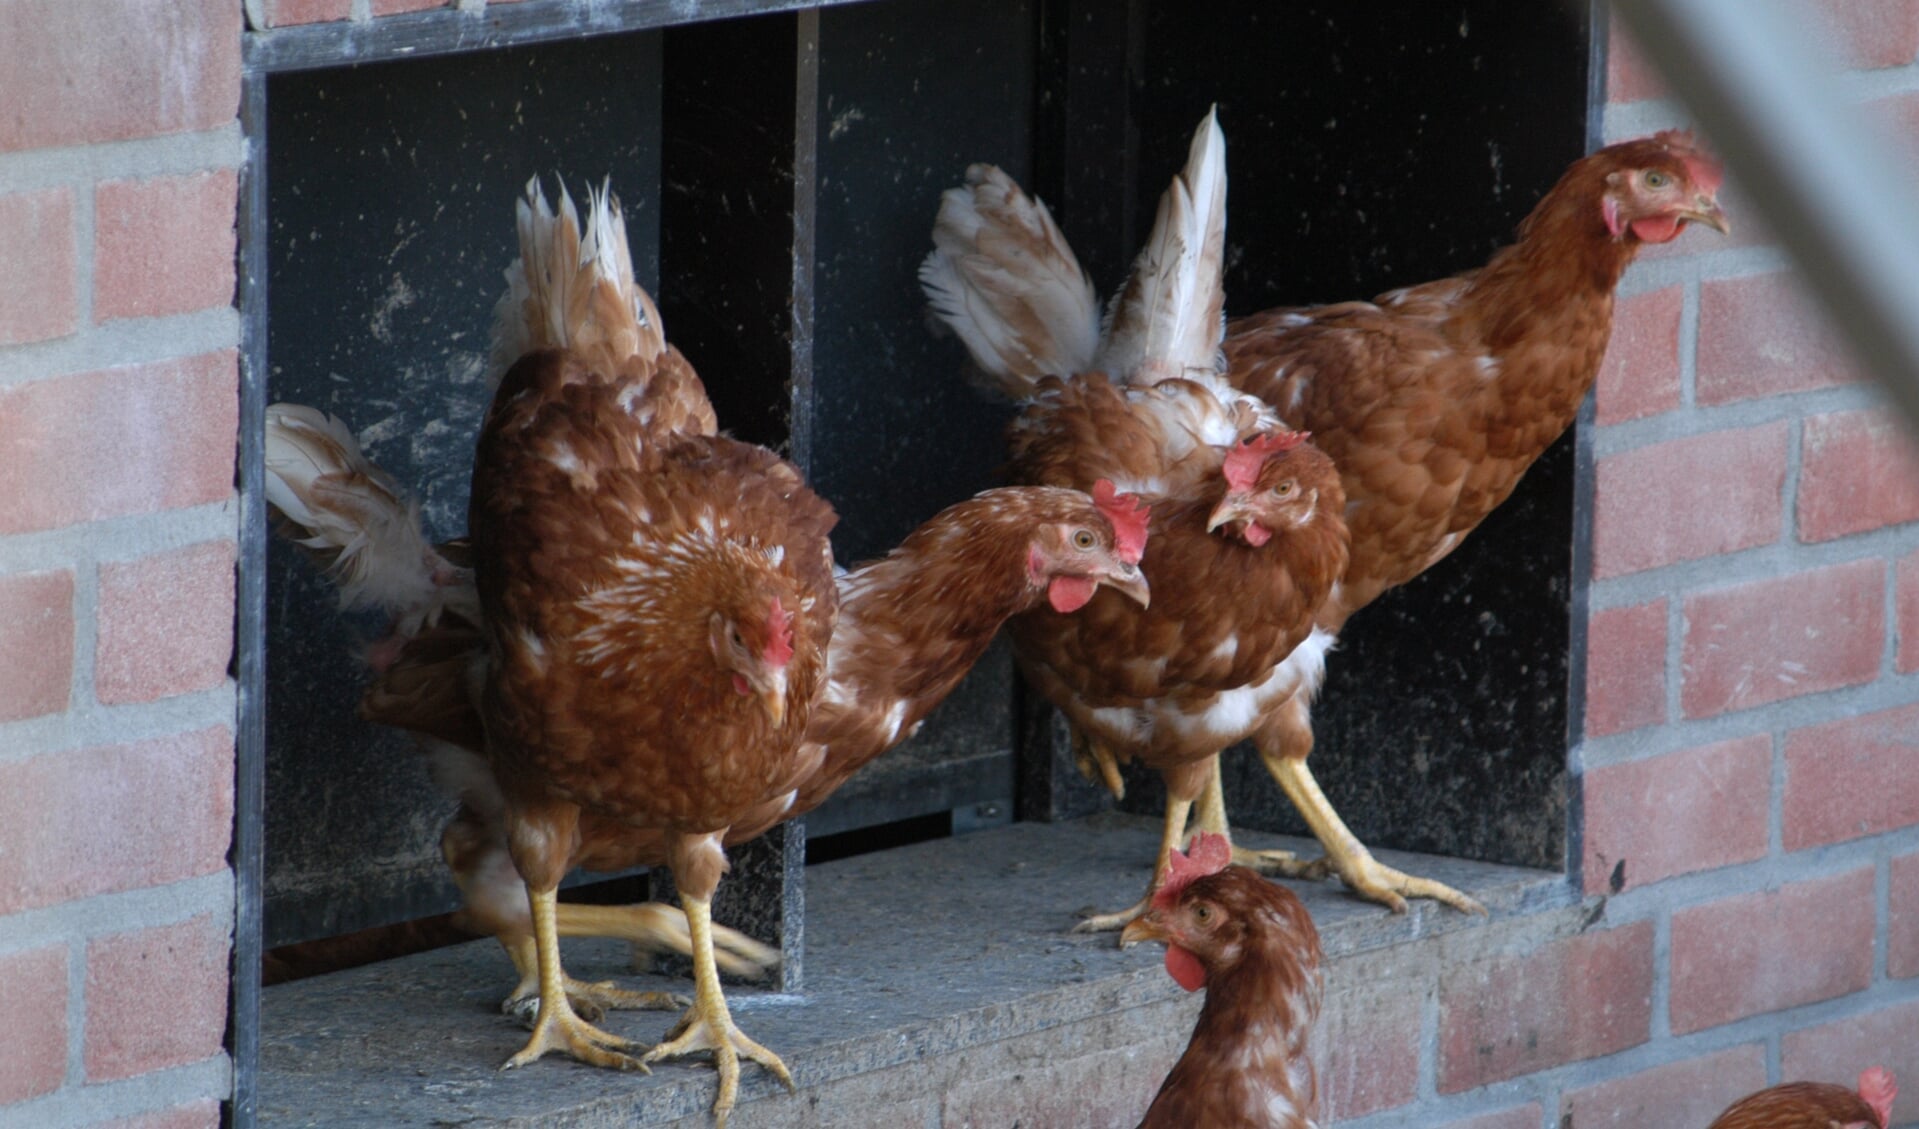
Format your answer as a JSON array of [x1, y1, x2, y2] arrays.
[[922, 110, 1351, 931], [465, 179, 842, 1124], [1121, 833, 1322, 1129], [1707, 1067, 1896, 1129], [1199, 130, 1732, 912]]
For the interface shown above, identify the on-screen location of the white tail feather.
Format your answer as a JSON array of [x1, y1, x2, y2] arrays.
[[486, 176, 665, 390], [920, 163, 1101, 399], [264, 403, 475, 634], [1093, 107, 1228, 388]]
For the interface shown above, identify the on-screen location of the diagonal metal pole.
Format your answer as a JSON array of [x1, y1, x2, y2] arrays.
[[1613, 0, 1919, 435]]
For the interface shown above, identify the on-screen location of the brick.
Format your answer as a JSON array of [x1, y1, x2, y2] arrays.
[[1431, 1106, 1542, 1129], [940, 1018, 1187, 1129], [1901, 550, 1919, 674], [1584, 599, 1667, 738], [1670, 866, 1875, 1034], [0, 946, 66, 1103], [0, 728, 232, 915], [96, 541, 236, 706], [1607, 13, 1666, 103], [1783, 702, 1919, 850], [1595, 286, 1682, 425], [1438, 921, 1652, 1092], [1869, 90, 1919, 163], [0, 352, 238, 535], [1582, 735, 1771, 895], [1798, 408, 1919, 543], [94, 1101, 222, 1129], [0, 569, 74, 722], [1593, 425, 1786, 578], [370, 0, 450, 14], [1698, 272, 1862, 405], [84, 915, 229, 1082], [0, 188, 77, 345], [1893, 850, 1919, 980], [1560, 1044, 1768, 1129], [259, 0, 354, 24], [95, 171, 238, 323], [1680, 558, 1884, 719], [0, 1, 239, 152], [1781, 998, 1919, 1127], [1319, 982, 1420, 1120], [1804, 0, 1919, 70]]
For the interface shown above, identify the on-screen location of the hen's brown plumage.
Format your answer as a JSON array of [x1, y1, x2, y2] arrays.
[[1224, 131, 1729, 625], [1167, 131, 1732, 912], [1707, 1067, 1896, 1129], [1122, 836, 1323, 1129], [923, 111, 1355, 931]]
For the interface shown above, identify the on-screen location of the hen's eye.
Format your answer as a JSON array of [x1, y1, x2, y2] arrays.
[[730, 629, 745, 650], [1272, 481, 1295, 497], [1073, 529, 1097, 550], [1644, 170, 1671, 189], [1193, 904, 1213, 923]]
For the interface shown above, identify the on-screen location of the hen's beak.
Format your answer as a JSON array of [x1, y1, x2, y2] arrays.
[[754, 668, 789, 728], [1120, 911, 1170, 950], [1681, 198, 1731, 235], [1205, 493, 1250, 535], [1100, 561, 1151, 609]]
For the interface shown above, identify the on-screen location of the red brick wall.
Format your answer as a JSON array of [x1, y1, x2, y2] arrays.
[[0, 1, 242, 1125]]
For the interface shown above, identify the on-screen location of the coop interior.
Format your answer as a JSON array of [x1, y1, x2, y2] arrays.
[[256, 0, 1589, 1120]]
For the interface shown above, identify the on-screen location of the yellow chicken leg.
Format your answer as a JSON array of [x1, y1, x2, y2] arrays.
[[641, 895, 794, 1128], [1262, 756, 1485, 915], [1193, 759, 1302, 874], [500, 885, 648, 1072], [1075, 794, 1194, 934], [560, 901, 783, 981], [499, 931, 688, 1026]]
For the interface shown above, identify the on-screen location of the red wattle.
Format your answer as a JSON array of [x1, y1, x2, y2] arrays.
[[1048, 575, 1098, 613], [1241, 522, 1272, 547], [1630, 215, 1682, 243], [1165, 944, 1207, 992]]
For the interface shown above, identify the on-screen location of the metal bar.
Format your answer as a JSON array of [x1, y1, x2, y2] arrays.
[[1613, 0, 1919, 435], [228, 66, 272, 1129], [243, 0, 878, 74]]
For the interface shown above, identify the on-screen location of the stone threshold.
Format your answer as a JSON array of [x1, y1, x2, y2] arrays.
[[258, 812, 1571, 1127]]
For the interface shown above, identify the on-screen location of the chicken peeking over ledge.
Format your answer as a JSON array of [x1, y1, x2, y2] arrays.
[[1121, 832, 1323, 1129], [267, 176, 1152, 1128], [922, 109, 1352, 933], [1707, 1067, 1896, 1129]]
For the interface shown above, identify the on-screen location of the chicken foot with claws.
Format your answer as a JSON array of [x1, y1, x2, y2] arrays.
[[500, 886, 648, 1073], [642, 895, 794, 1128]]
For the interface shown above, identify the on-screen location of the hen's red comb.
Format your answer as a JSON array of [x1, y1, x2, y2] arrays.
[[1859, 1066, 1896, 1127], [1092, 479, 1150, 565], [763, 597, 794, 667], [1152, 832, 1233, 912], [1222, 430, 1311, 492], [1655, 128, 1724, 195]]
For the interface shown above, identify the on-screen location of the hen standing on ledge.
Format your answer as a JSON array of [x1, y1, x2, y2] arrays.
[[470, 178, 836, 1120]]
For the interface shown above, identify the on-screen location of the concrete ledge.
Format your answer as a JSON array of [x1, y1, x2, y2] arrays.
[[259, 813, 1571, 1127]]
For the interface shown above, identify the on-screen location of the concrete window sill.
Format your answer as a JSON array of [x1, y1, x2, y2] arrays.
[[260, 813, 1569, 1127]]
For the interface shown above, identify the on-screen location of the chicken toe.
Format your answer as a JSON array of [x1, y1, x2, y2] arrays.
[[1264, 756, 1485, 915], [500, 933, 690, 1025], [641, 895, 794, 1128], [1073, 795, 1194, 936]]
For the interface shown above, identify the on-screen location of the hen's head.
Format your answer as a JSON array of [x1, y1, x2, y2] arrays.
[[1121, 833, 1321, 993], [1022, 479, 1152, 613], [709, 594, 797, 726], [1593, 129, 1730, 245], [1207, 431, 1339, 548]]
